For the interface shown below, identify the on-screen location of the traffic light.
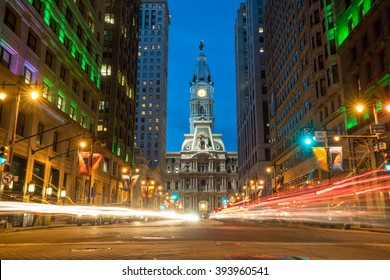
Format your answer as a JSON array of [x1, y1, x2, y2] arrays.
[[0, 146, 9, 164], [302, 128, 313, 146], [171, 193, 179, 201], [385, 160, 390, 172]]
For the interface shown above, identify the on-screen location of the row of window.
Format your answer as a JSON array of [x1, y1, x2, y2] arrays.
[[135, 125, 160, 131]]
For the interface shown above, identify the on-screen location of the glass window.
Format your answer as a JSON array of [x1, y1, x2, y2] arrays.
[[4, 8, 17, 32], [70, 105, 77, 120], [105, 13, 115, 24], [36, 123, 44, 145], [0, 47, 12, 69], [27, 32, 37, 52], [57, 95, 64, 110], [24, 67, 33, 84]]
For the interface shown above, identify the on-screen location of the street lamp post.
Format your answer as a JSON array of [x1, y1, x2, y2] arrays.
[[355, 101, 390, 168], [88, 140, 94, 204], [80, 139, 94, 205], [0, 83, 39, 173], [122, 166, 139, 207], [267, 163, 283, 195], [141, 179, 155, 208], [0, 83, 40, 200], [250, 178, 265, 202]]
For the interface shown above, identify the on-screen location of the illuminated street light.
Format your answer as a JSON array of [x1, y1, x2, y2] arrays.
[[28, 181, 35, 194], [60, 190, 66, 205], [46, 186, 53, 196], [30, 90, 39, 100], [28, 181, 35, 201], [356, 104, 364, 113]]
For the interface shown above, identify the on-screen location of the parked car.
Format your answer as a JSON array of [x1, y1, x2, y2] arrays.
[[74, 213, 102, 226]]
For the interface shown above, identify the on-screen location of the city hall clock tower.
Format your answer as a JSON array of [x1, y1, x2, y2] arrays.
[[189, 40, 215, 134]]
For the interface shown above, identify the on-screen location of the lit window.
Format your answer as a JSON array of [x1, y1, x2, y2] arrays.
[[105, 13, 115, 24], [259, 27, 264, 33], [101, 64, 111, 76], [70, 105, 77, 120], [24, 67, 33, 84], [57, 95, 64, 110], [80, 114, 86, 128], [97, 119, 108, 131], [42, 83, 50, 99]]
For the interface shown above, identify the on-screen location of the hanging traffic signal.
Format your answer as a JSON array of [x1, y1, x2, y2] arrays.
[[385, 160, 390, 172], [302, 128, 313, 146], [0, 146, 9, 164], [171, 193, 179, 201]]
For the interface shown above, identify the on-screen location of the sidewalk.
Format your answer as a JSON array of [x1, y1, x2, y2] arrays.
[[0, 214, 73, 233]]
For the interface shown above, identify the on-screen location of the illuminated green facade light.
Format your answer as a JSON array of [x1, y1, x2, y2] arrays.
[[337, 0, 374, 46], [346, 116, 358, 130]]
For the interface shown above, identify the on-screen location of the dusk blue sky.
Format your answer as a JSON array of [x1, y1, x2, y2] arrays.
[[166, 0, 242, 152]]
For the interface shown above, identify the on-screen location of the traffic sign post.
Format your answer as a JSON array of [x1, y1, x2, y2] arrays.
[[370, 124, 386, 134], [314, 131, 327, 143], [1, 174, 13, 185]]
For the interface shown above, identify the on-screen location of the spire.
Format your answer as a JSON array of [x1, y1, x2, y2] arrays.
[[191, 40, 213, 85]]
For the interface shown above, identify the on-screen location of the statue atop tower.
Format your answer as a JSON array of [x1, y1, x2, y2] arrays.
[[199, 40, 205, 51]]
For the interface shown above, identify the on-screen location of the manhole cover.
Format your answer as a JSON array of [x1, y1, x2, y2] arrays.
[[70, 247, 111, 252], [216, 242, 241, 246], [225, 254, 308, 260]]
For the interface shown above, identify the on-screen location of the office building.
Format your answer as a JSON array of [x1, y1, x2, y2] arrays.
[[235, 0, 271, 196], [135, 0, 169, 166]]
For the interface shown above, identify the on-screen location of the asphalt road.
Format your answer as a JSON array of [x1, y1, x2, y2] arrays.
[[1, 219, 390, 260]]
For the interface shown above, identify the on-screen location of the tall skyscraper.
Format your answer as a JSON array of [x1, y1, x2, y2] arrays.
[[164, 43, 238, 214], [98, 0, 140, 163], [135, 0, 170, 166], [235, 0, 270, 196]]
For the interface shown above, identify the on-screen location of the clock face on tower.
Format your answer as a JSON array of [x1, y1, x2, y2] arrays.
[[197, 88, 207, 98]]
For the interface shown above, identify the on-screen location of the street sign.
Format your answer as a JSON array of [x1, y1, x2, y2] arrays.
[[1, 174, 13, 185], [370, 124, 386, 134], [314, 131, 327, 142]]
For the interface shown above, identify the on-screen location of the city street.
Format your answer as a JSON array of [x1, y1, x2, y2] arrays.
[[1, 219, 390, 260]]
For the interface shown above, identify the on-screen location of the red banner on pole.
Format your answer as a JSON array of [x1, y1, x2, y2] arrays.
[[78, 152, 104, 175], [123, 174, 139, 191], [141, 185, 148, 199]]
